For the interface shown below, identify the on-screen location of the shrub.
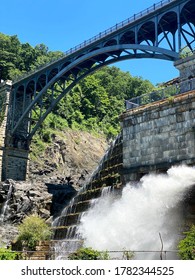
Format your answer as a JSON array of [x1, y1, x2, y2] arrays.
[[0, 247, 21, 260], [17, 215, 52, 250], [122, 250, 134, 260], [68, 247, 110, 260], [178, 225, 195, 260], [42, 130, 52, 143]]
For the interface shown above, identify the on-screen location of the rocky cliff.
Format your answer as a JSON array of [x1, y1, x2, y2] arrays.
[[29, 129, 108, 188], [0, 129, 108, 246]]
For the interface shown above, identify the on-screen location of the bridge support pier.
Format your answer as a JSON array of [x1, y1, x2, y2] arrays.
[[0, 81, 29, 181], [1, 146, 29, 181], [0, 81, 12, 181]]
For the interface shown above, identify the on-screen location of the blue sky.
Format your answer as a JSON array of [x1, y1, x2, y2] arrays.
[[0, 0, 179, 85]]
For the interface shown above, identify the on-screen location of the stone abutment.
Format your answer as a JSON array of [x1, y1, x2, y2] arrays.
[[0, 81, 29, 181]]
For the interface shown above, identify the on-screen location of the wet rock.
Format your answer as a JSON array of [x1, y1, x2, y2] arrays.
[[0, 180, 53, 224]]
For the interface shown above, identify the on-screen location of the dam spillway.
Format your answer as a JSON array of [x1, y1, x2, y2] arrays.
[[52, 87, 195, 259]]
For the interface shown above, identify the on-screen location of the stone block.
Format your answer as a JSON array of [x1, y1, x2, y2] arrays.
[[122, 90, 195, 173]]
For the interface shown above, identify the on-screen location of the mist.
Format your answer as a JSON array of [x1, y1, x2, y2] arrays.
[[77, 165, 195, 259]]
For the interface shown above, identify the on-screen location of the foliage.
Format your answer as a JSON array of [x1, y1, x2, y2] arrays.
[[178, 225, 195, 260], [16, 215, 52, 250], [0, 94, 5, 125], [122, 250, 134, 260], [0, 247, 22, 260], [68, 247, 110, 260], [52, 66, 154, 139], [179, 46, 193, 59], [0, 32, 155, 140], [0, 33, 64, 80]]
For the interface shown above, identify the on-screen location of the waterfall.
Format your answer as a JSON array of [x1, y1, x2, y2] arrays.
[[53, 186, 115, 259], [53, 134, 122, 259], [0, 182, 13, 224], [77, 165, 195, 260], [53, 129, 195, 260]]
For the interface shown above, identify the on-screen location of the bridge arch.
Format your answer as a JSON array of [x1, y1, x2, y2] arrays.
[[11, 44, 178, 140], [7, 0, 195, 142]]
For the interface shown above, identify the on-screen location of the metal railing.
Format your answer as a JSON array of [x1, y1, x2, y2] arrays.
[[0, 249, 179, 260], [125, 84, 180, 110], [125, 77, 195, 110], [13, 0, 175, 83], [60, 0, 174, 57]]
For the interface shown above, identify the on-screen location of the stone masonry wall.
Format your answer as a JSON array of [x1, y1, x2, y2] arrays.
[[2, 148, 29, 181], [0, 81, 12, 181], [0, 81, 29, 181], [121, 90, 195, 182], [175, 54, 195, 93]]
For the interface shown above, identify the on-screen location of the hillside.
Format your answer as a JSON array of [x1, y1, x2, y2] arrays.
[[29, 129, 108, 188]]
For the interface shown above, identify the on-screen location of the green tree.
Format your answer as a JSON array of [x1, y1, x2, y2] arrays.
[[178, 225, 195, 260]]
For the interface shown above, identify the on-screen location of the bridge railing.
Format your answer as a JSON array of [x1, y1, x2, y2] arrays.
[[63, 0, 174, 56], [13, 0, 175, 83], [125, 78, 195, 110]]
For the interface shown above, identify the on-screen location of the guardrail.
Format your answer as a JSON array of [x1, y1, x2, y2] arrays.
[[125, 76, 195, 110], [13, 0, 175, 83], [60, 0, 174, 57], [125, 83, 181, 110], [0, 249, 179, 260]]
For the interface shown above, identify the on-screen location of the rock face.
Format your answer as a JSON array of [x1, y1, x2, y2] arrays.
[[29, 130, 108, 189], [0, 180, 52, 224], [0, 130, 108, 246]]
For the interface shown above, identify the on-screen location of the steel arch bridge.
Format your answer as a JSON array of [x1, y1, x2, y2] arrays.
[[7, 0, 195, 145]]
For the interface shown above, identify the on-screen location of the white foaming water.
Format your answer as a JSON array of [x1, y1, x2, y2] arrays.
[[0, 183, 13, 224], [77, 166, 195, 259]]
